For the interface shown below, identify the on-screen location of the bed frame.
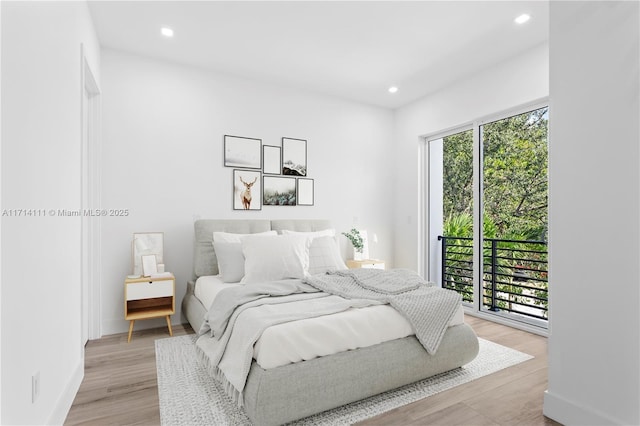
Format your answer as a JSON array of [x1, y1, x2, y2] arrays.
[[182, 219, 479, 426]]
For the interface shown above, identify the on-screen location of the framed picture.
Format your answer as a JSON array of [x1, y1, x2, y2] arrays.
[[262, 145, 281, 175], [224, 135, 262, 169], [282, 137, 307, 176], [132, 232, 164, 276], [263, 176, 297, 206], [297, 178, 314, 206], [233, 169, 262, 210], [141, 254, 158, 277]]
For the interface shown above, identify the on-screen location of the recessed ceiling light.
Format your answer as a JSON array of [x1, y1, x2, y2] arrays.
[[388, 86, 399, 94], [515, 14, 531, 24], [161, 27, 174, 37]]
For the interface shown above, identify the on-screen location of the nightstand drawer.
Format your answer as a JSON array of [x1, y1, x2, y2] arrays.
[[346, 259, 385, 270], [361, 261, 385, 269], [126, 280, 173, 300]]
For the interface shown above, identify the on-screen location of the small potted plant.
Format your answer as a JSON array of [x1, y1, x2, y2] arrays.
[[342, 228, 364, 260]]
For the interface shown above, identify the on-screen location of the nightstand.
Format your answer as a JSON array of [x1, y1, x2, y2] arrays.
[[346, 259, 385, 270], [124, 274, 175, 343]]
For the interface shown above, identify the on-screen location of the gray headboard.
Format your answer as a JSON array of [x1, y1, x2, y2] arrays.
[[193, 219, 332, 278]]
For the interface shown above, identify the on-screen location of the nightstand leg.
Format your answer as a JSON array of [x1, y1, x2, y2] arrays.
[[166, 316, 173, 336], [127, 320, 135, 343]]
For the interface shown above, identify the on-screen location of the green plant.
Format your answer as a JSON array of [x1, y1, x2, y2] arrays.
[[342, 228, 363, 253]]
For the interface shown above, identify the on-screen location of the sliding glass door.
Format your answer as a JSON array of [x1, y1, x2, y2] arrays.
[[480, 106, 548, 325], [427, 103, 549, 329], [432, 129, 475, 304]]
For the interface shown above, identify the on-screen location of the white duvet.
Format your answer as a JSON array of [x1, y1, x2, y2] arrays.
[[195, 275, 464, 369]]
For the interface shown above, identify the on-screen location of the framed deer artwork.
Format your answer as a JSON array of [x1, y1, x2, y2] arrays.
[[233, 169, 262, 210]]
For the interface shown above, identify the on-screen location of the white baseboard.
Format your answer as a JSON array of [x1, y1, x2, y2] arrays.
[[543, 390, 627, 425], [463, 308, 548, 337], [47, 358, 84, 425]]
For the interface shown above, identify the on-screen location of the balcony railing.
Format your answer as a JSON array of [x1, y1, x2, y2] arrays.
[[438, 235, 548, 322]]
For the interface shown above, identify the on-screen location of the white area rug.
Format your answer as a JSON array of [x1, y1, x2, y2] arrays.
[[155, 335, 532, 426]]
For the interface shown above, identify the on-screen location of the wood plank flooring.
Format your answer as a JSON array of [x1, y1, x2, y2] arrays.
[[65, 316, 560, 425]]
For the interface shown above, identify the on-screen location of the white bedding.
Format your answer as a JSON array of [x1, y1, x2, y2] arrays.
[[195, 275, 465, 369]]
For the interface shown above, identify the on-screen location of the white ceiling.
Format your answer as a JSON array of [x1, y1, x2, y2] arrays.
[[88, 1, 549, 109]]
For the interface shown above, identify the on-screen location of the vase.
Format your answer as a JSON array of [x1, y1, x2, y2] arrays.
[[353, 249, 364, 261]]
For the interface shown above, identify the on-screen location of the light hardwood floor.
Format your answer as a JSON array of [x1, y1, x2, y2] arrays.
[[65, 316, 560, 425]]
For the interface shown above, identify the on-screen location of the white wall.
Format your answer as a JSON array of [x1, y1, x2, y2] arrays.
[[544, 2, 640, 425], [1, 2, 100, 424], [0, 2, 3, 421], [100, 50, 395, 335], [393, 43, 549, 272]]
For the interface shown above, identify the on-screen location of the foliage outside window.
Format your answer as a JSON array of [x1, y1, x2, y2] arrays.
[[441, 106, 549, 320]]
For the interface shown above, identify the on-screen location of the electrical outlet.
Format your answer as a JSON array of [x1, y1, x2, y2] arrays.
[[32, 371, 40, 403]]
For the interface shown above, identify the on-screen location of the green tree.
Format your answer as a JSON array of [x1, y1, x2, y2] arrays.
[[482, 107, 548, 239], [442, 107, 548, 241], [443, 130, 474, 220]]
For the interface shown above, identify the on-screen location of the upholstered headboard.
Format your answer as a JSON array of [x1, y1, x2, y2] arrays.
[[193, 219, 333, 278]]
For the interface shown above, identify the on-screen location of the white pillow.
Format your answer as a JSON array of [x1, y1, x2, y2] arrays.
[[308, 236, 348, 275], [281, 229, 335, 238], [212, 231, 276, 281], [213, 230, 277, 243], [241, 234, 312, 284], [213, 242, 245, 283]]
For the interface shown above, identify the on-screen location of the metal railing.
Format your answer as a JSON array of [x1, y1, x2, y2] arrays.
[[438, 235, 548, 321]]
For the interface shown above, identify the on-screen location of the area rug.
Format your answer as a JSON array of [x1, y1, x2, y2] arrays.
[[155, 335, 532, 426]]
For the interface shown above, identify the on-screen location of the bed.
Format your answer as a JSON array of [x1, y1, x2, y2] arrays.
[[182, 219, 479, 426]]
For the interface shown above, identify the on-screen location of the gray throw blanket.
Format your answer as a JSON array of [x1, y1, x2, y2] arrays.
[[304, 269, 462, 355]]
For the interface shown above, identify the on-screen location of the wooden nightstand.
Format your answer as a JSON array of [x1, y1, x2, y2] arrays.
[[346, 259, 385, 270], [124, 274, 175, 343]]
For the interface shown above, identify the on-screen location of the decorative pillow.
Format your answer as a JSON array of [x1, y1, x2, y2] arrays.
[[308, 236, 348, 275], [241, 234, 312, 284], [212, 242, 245, 283], [213, 230, 277, 243], [281, 229, 336, 238]]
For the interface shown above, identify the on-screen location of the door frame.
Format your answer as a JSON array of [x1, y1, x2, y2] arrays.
[[81, 44, 102, 345], [421, 98, 549, 336]]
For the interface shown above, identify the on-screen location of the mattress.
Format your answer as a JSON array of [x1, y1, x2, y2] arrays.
[[195, 275, 465, 369]]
